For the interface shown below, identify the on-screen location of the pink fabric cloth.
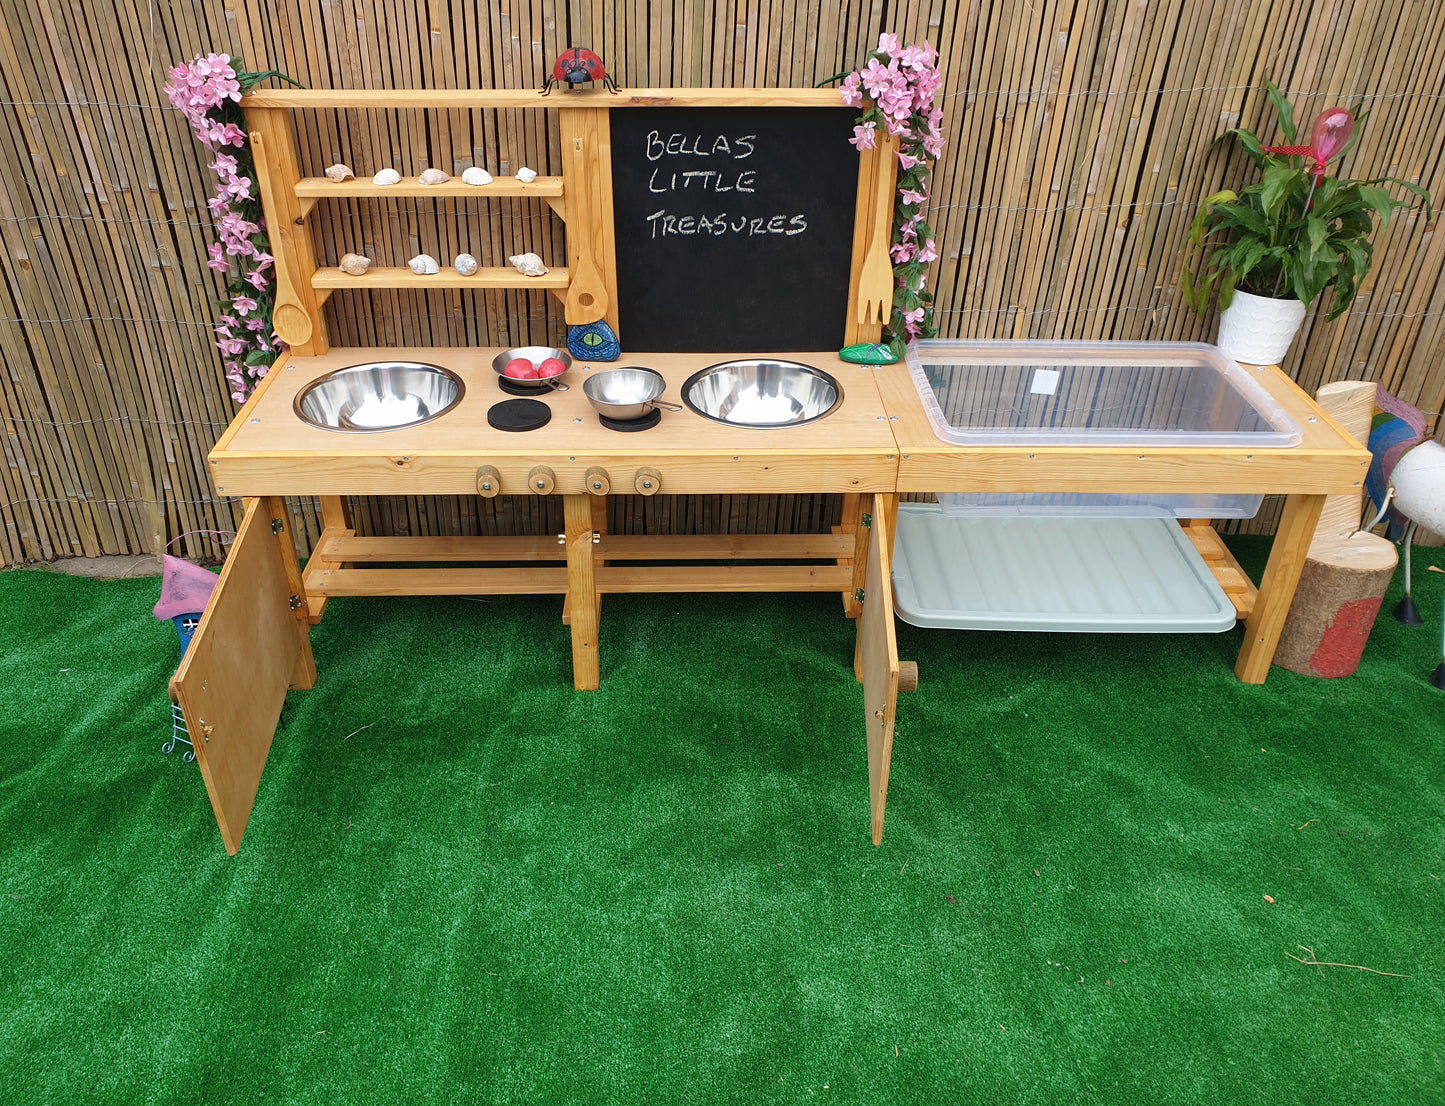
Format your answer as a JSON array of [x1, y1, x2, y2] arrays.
[[153, 554, 219, 620]]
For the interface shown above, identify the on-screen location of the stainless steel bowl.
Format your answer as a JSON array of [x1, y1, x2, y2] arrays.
[[491, 345, 572, 389], [582, 366, 683, 421], [293, 361, 464, 432], [682, 359, 842, 428]]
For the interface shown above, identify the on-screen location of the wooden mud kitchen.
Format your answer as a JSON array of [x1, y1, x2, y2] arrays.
[[174, 88, 1370, 854]]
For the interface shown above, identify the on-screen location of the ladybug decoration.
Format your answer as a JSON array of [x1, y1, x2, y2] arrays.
[[540, 46, 619, 95]]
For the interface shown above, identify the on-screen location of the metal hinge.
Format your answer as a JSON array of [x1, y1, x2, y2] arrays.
[[288, 594, 305, 610], [272, 518, 285, 534], [854, 588, 865, 604], [861, 512, 873, 528]]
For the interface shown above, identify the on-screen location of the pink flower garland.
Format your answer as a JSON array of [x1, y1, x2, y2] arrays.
[[838, 35, 945, 352], [164, 53, 298, 402]]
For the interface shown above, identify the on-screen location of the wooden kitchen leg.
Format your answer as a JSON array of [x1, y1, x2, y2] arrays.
[[839, 492, 862, 617], [564, 494, 600, 690], [1234, 493, 1326, 685]]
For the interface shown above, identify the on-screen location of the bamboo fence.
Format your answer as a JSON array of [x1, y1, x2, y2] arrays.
[[1, 0, 1442, 564]]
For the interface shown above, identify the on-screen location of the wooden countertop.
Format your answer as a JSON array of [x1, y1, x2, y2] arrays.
[[210, 348, 901, 497], [210, 346, 1371, 501]]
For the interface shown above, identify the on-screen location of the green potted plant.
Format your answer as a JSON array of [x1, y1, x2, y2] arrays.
[[1182, 82, 1431, 364]]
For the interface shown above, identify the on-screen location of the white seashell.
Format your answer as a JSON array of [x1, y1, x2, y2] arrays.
[[324, 163, 355, 182], [408, 253, 440, 275], [339, 253, 372, 275], [508, 252, 548, 277], [372, 168, 402, 186], [418, 167, 452, 185], [453, 253, 478, 276], [516, 167, 538, 183], [461, 167, 493, 186]]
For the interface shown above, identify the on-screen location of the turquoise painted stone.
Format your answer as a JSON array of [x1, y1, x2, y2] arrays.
[[838, 342, 900, 365], [568, 320, 621, 361]]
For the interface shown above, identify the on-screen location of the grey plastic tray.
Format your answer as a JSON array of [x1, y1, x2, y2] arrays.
[[891, 503, 1237, 633]]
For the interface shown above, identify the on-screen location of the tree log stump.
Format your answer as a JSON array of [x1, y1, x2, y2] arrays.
[[1273, 380, 1397, 678], [1273, 534, 1397, 677]]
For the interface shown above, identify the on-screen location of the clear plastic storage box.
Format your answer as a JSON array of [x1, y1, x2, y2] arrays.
[[906, 339, 1301, 519]]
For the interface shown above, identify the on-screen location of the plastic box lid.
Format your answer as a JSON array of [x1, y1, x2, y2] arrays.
[[905, 339, 1301, 447]]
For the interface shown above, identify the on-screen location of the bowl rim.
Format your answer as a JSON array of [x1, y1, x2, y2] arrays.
[[681, 358, 844, 428], [293, 360, 465, 433]]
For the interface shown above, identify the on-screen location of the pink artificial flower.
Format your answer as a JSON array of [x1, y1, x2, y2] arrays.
[[217, 336, 248, 356], [206, 242, 228, 271], [252, 251, 273, 271], [218, 314, 240, 328], [252, 364, 270, 380], [898, 150, 923, 170], [224, 175, 253, 201], [898, 44, 930, 71], [890, 241, 917, 264], [231, 295, 259, 316], [225, 235, 256, 258], [207, 195, 230, 218], [922, 127, 945, 159], [877, 32, 901, 58], [840, 72, 864, 109], [918, 238, 938, 263], [899, 189, 928, 206], [850, 121, 878, 151], [211, 123, 247, 148], [210, 152, 238, 177], [903, 305, 926, 326], [246, 269, 270, 291], [860, 58, 896, 99]]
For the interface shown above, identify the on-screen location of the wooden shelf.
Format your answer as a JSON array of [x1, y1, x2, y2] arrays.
[[295, 175, 563, 216], [311, 266, 571, 290]]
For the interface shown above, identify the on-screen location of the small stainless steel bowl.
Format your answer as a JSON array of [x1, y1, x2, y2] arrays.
[[682, 359, 842, 428], [293, 361, 464, 432], [583, 366, 682, 421], [491, 345, 572, 386]]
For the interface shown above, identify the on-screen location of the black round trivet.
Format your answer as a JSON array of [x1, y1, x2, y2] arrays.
[[599, 407, 662, 432], [498, 376, 552, 396], [487, 398, 551, 432]]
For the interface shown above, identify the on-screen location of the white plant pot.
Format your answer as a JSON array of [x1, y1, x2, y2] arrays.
[[1215, 290, 1307, 365]]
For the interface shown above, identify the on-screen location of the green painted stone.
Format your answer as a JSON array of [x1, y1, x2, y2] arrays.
[[838, 342, 900, 365]]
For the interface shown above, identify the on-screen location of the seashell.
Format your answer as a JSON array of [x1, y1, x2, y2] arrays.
[[516, 167, 538, 183], [508, 252, 548, 277], [372, 168, 402, 186], [324, 163, 355, 182], [418, 167, 452, 185], [453, 253, 478, 276], [339, 252, 372, 276], [408, 253, 440, 275], [461, 167, 493, 186]]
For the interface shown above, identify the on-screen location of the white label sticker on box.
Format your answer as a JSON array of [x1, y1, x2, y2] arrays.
[[1030, 369, 1061, 396]]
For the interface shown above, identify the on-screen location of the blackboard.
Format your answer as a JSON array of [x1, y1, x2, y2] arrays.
[[610, 106, 860, 352]]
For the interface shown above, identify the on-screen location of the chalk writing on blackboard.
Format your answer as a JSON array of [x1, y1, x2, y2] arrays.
[[611, 106, 859, 352], [640, 128, 810, 238]]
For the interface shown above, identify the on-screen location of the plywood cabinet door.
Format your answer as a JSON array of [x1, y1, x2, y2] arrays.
[[856, 493, 901, 845], [172, 497, 314, 854]]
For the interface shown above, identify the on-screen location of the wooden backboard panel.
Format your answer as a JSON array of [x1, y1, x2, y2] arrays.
[[173, 498, 303, 854]]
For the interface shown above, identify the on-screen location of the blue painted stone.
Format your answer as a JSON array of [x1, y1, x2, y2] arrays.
[[568, 320, 621, 361]]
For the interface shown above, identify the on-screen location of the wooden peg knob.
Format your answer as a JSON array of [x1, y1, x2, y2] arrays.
[[634, 467, 661, 496], [898, 660, 919, 693], [475, 465, 501, 498], [584, 466, 611, 495], [529, 465, 557, 494]]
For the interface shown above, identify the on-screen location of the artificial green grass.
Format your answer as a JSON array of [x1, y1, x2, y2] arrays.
[[2, 540, 1443, 1104]]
